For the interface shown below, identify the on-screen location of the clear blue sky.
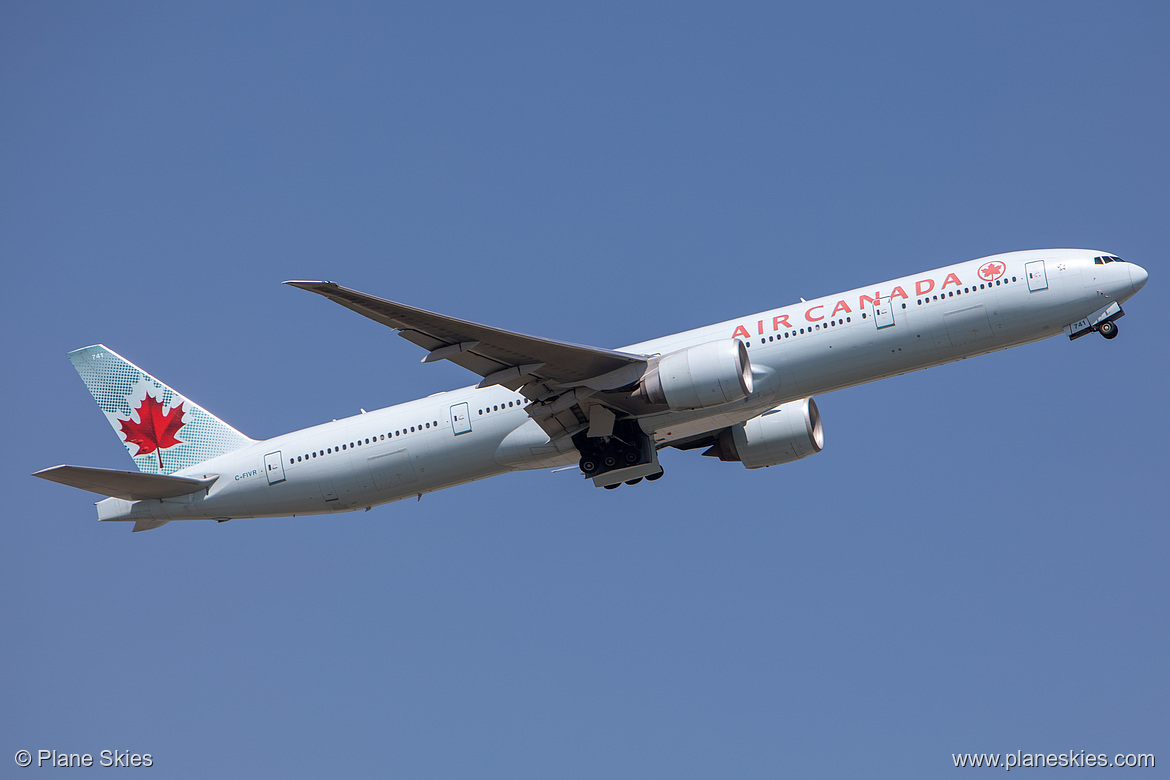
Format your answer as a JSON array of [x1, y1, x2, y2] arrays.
[[3, 2, 1166, 777]]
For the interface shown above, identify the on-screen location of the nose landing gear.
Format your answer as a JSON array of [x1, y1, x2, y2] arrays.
[[1097, 320, 1118, 340]]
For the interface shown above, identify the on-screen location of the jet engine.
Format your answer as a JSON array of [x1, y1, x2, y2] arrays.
[[637, 340, 753, 411], [705, 398, 824, 469]]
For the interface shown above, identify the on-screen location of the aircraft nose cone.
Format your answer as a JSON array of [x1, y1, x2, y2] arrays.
[[1129, 263, 1148, 294]]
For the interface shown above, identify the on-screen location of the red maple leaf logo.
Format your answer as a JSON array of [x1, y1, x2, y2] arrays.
[[978, 261, 1005, 281], [119, 394, 185, 469]]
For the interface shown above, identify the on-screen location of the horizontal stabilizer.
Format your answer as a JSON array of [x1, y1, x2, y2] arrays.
[[33, 465, 217, 501]]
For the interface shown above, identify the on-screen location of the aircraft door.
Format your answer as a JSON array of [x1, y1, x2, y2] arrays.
[[870, 300, 896, 329], [451, 402, 472, 435], [264, 451, 286, 485], [367, 449, 419, 491], [1025, 260, 1049, 291]]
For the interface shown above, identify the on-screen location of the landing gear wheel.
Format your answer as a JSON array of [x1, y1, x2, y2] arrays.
[[1098, 320, 1118, 340], [604, 483, 620, 490], [572, 419, 656, 485], [645, 471, 664, 481], [625, 477, 642, 486]]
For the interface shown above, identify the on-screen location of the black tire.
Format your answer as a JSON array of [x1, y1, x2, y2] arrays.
[[624, 451, 639, 465], [581, 459, 598, 474], [603, 483, 620, 490], [603, 456, 617, 468], [645, 471, 664, 481], [1099, 320, 1118, 340], [625, 477, 642, 486]]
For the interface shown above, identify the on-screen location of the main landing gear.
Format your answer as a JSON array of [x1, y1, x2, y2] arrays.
[[600, 471, 665, 489], [573, 419, 664, 489], [1097, 320, 1118, 340]]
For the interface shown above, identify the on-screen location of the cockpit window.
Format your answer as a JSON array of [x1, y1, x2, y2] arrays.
[[1094, 255, 1126, 264]]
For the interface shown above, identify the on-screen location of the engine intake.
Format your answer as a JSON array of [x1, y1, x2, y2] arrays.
[[706, 398, 824, 468], [637, 340, 753, 410]]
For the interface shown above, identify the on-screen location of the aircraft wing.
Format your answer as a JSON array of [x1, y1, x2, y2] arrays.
[[33, 465, 217, 501], [285, 281, 647, 394]]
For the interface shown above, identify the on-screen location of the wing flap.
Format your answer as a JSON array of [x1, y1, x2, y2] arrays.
[[33, 465, 217, 501]]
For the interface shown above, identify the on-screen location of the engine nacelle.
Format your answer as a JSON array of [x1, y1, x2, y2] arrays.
[[637, 340, 753, 411], [707, 398, 824, 469]]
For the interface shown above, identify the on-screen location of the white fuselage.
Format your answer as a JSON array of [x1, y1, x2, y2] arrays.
[[97, 249, 1145, 524]]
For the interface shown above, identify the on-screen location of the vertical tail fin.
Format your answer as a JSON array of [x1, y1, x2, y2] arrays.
[[68, 345, 253, 475]]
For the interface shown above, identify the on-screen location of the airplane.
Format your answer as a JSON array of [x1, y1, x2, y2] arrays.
[[34, 249, 1147, 532]]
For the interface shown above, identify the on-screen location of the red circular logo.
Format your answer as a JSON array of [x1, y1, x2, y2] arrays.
[[978, 261, 1006, 282]]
